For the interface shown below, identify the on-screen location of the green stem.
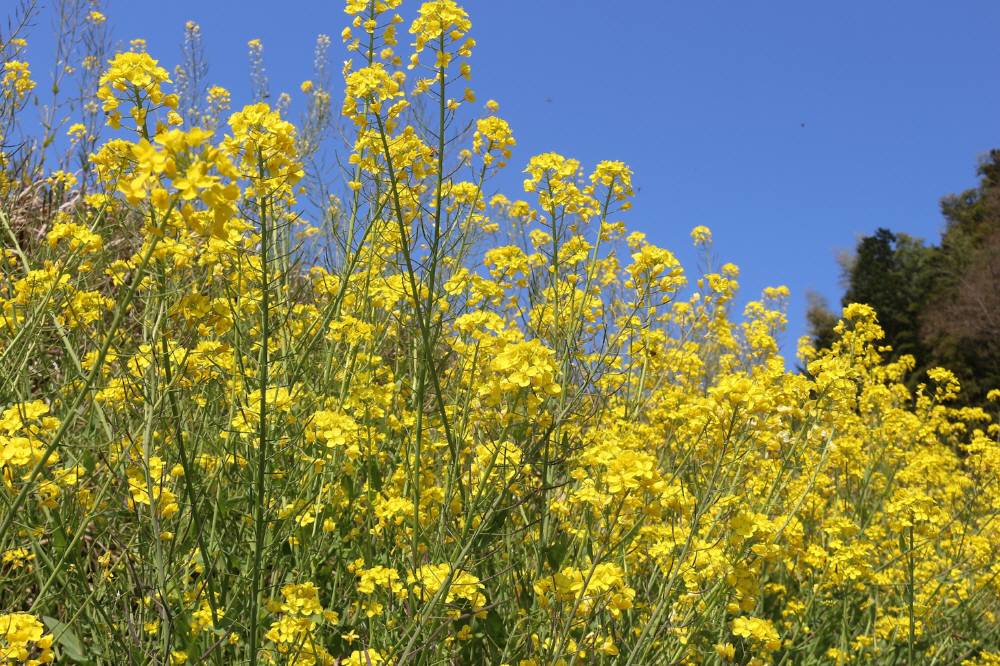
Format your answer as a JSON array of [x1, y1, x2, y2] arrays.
[[248, 153, 271, 666]]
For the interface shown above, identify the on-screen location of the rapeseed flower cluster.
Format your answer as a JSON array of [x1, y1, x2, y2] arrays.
[[0, 1, 998, 664]]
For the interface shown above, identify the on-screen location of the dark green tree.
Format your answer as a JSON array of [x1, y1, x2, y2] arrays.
[[920, 150, 1000, 405], [841, 228, 934, 360]]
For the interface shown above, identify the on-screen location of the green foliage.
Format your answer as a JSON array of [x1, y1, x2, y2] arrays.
[[810, 150, 1000, 405]]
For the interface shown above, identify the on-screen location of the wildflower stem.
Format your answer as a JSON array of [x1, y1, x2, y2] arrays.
[[247, 153, 271, 666]]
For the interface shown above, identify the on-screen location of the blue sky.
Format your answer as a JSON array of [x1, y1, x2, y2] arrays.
[[24, 1, 1000, 355]]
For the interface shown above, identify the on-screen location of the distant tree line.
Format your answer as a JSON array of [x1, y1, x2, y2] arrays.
[[809, 149, 1000, 406]]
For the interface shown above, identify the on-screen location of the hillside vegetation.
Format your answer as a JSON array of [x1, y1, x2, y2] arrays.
[[1, 1, 999, 664]]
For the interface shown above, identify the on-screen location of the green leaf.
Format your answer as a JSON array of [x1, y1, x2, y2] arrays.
[[544, 536, 570, 570], [42, 616, 87, 662], [481, 607, 507, 649]]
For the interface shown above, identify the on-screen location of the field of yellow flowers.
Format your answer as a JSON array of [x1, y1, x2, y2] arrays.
[[1, 1, 999, 664]]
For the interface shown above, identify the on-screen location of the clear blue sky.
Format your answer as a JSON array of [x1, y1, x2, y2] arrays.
[[25, 1, 1000, 355]]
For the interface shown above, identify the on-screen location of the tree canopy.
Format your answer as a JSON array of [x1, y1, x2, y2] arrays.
[[810, 149, 1000, 405]]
